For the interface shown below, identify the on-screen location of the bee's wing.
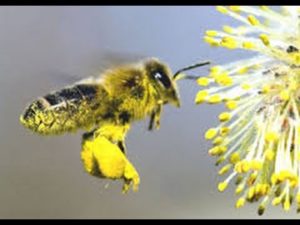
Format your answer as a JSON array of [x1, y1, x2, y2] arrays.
[[48, 52, 147, 86], [100, 51, 147, 67]]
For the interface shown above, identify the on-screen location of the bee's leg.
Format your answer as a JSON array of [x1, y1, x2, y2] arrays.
[[148, 104, 162, 131], [148, 111, 155, 131], [117, 140, 127, 154]]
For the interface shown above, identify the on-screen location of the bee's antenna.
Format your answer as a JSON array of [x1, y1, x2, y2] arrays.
[[173, 61, 210, 81]]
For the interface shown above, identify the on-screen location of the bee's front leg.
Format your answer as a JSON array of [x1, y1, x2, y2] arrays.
[[148, 104, 162, 131]]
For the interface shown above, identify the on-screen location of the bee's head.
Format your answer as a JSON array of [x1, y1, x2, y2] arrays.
[[144, 58, 181, 108]]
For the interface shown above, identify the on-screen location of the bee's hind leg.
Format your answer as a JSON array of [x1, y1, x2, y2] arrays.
[[117, 140, 127, 154]]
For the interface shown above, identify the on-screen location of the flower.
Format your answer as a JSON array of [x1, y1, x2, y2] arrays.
[[197, 6, 300, 215]]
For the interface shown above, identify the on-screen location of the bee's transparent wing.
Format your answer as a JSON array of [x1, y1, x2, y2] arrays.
[[49, 51, 147, 86]]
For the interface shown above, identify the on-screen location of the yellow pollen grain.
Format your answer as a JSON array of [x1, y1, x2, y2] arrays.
[[272, 197, 282, 206], [248, 15, 260, 26], [195, 90, 209, 104], [229, 6, 240, 12], [213, 136, 223, 145], [236, 197, 245, 208], [225, 100, 237, 110], [259, 34, 270, 46], [235, 184, 244, 194], [265, 149, 275, 161], [216, 6, 228, 14], [218, 181, 228, 192], [242, 161, 250, 173], [208, 94, 222, 104], [237, 66, 249, 74], [241, 83, 251, 90], [218, 164, 231, 175], [197, 77, 210, 86], [208, 146, 220, 156], [219, 146, 228, 154], [242, 41, 256, 49], [230, 152, 240, 164], [247, 186, 255, 199], [221, 36, 238, 49], [251, 160, 262, 170], [261, 84, 271, 94], [260, 6, 270, 11], [205, 128, 218, 140], [205, 30, 218, 37], [203, 36, 220, 47], [214, 72, 233, 86], [220, 127, 230, 136], [279, 90, 290, 101], [210, 66, 222, 74], [223, 25, 234, 34], [265, 131, 279, 142], [219, 112, 231, 122]]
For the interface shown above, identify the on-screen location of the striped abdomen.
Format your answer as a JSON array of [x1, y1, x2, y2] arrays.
[[20, 83, 108, 135]]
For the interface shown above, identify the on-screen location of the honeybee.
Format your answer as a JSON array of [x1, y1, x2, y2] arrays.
[[20, 58, 209, 191]]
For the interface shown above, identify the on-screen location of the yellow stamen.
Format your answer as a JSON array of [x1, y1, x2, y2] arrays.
[[219, 112, 231, 122], [218, 181, 228, 192], [248, 15, 260, 26], [195, 90, 209, 104], [205, 128, 218, 140]]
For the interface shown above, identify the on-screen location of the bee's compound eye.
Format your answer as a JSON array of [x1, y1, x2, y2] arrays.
[[152, 71, 171, 89], [154, 72, 162, 80]]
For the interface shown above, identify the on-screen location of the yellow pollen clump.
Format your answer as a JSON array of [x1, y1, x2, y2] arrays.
[[237, 66, 249, 74], [242, 41, 256, 49], [272, 197, 282, 206], [265, 131, 279, 142], [203, 36, 220, 47], [216, 6, 228, 14], [260, 6, 270, 11], [213, 136, 224, 145], [236, 197, 246, 208], [225, 100, 237, 110], [210, 66, 222, 73], [218, 181, 228, 192], [230, 152, 240, 164], [218, 164, 232, 175], [221, 36, 238, 49], [220, 127, 230, 136], [205, 128, 218, 140], [259, 34, 270, 46], [195, 90, 209, 104], [279, 90, 290, 101], [235, 184, 244, 194], [261, 84, 271, 94], [215, 73, 233, 86], [208, 94, 222, 104], [248, 15, 260, 26], [265, 149, 275, 161], [197, 77, 210, 86], [223, 25, 234, 34], [229, 6, 241, 12], [241, 83, 251, 90], [205, 30, 218, 37], [219, 112, 231, 122], [251, 160, 263, 170]]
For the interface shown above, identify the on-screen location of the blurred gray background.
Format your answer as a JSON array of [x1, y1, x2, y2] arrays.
[[0, 6, 297, 219]]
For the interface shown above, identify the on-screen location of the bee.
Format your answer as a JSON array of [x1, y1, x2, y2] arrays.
[[20, 58, 209, 189]]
